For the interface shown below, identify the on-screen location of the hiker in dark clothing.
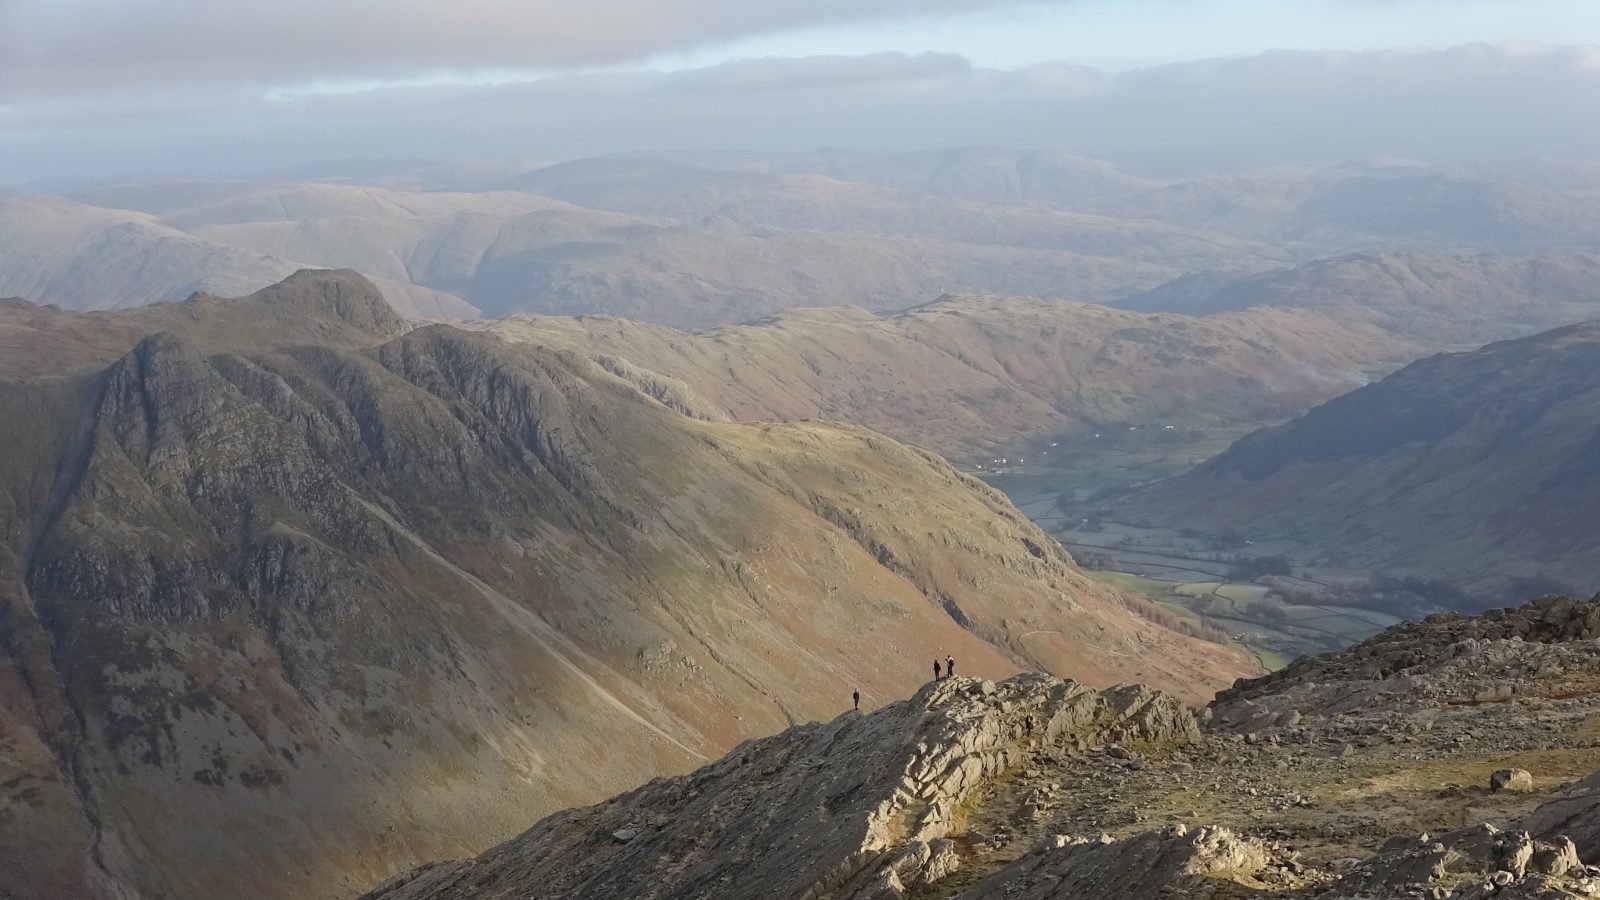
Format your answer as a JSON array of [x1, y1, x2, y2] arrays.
[[933, 659, 942, 680], [946, 655, 955, 678], [853, 689, 861, 711]]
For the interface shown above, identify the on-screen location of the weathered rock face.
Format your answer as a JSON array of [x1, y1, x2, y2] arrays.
[[362, 675, 1199, 900], [1528, 771, 1600, 864]]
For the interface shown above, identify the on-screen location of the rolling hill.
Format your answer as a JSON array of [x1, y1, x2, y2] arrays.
[[12, 154, 1600, 330], [1119, 252, 1600, 345], [0, 271, 1253, 900], [1088, 168, 1600, 257], [0, 194, 477, 318], [473, 295, 1413, 460], [24, 174, 1285, 325]]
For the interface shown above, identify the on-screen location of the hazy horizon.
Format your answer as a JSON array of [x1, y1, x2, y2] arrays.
[[2, 0, 1597, 182]]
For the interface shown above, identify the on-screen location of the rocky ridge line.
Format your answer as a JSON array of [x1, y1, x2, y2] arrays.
[[363, 596, 1600, 900], [363, 674, 1199, 900]]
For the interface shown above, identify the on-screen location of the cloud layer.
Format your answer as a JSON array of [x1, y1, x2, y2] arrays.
[[0, 0, 1061, 99], [2, 44, 1596, 182]]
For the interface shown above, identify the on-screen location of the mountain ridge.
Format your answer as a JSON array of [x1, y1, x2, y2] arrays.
[[364, 593, 1600, 899], [471, 293, 1413, 459], [0, 271, 1253, 900]]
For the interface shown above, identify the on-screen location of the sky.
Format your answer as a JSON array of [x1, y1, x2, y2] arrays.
[[1, 0, 1597, 181], [673, 0, 1600, 71]]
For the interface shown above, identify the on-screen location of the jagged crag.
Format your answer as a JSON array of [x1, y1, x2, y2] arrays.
[[373, 595, 1600, 900], [0, 271, 1250, 899]]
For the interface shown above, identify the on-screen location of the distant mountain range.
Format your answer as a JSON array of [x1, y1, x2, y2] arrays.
[[1119, 252, 1600, 346], [0, 271, 1252, 900], [7, 150, 1600, 328], [1111, 320, 1600, 591], [0, 194, 475, 318]]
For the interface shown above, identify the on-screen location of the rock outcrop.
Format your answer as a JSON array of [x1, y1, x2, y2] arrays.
[[1213, 595, 1600, 725], [363, 675, 1198, 900], [366, 595, 1600, 900], [1528, 772, 1600, 864], [1328, 825, 1581, 899]]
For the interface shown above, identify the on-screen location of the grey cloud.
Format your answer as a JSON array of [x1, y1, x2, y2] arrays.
[[666, 52, 972, 94], [1, 44, 1595, 183], [0, 0, 1059, 100]]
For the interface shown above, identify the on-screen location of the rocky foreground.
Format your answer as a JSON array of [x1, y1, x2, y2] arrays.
[[368, 595, 1600, 899]]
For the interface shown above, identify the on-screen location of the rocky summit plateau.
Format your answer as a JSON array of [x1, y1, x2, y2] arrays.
[[370, 595, 1600, 900]]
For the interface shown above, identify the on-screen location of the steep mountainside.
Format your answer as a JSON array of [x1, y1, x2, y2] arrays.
[[1111, 321, 1600, 590], [0, 272, 1252, 900], [473, 296, 1412, 460], [1121, 252, 1600, 345], [370, 595, 1600, 900]]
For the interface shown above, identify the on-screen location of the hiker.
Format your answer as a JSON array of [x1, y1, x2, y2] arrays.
[[946, 655, 956, 678], [933, 659, 942, 680], [853, 689, 861, 711]]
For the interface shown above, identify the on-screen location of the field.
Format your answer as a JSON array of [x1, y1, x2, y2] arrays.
[[981, 428, 1405, 671]]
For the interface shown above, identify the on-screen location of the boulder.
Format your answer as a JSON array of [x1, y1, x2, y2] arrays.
[[1492, 769, 1535, 793], [1526, 770, 1600, 862], [1327, 825, 1579, 898]]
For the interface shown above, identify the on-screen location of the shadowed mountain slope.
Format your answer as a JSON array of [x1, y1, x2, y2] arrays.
[[0, 272, 1252, 900], [1111, 321, 1600, 590]]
